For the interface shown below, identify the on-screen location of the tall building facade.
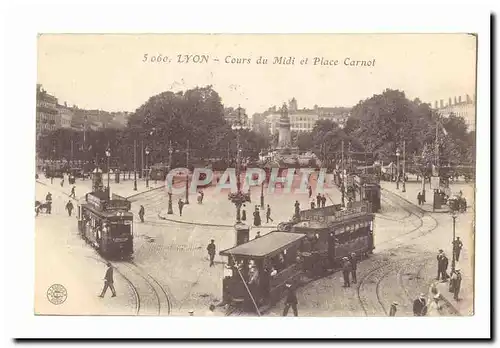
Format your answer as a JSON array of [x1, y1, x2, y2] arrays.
[[432, 94, 476, 131], [36, 84, 60, 136], [264, 98, 351, 134], [57, 102, 74, 129]]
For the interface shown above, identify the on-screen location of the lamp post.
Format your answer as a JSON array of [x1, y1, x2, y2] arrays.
[[402, 140, 406, 193], [133, 140, 137, 191], [185, 140, 190, 204], [451, 210, 458, 273], [105, 147, 111, 197], [260, 180, 265, 208], [396, 147, 400, 189], [167, 141, 174, 214], [229, 105, 250, 222], [145, 146, 150, 188]]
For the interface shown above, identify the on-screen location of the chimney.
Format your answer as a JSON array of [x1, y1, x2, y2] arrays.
[[466, 94, 471, 103], [454, 96, 458, 105], [458, 96, 462, 103], [434, 101, 438, 109], [448, 98, 452, 106], [440, 99, 444, 108]]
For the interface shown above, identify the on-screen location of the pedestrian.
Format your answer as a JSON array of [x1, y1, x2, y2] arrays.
[[46, 192, 52, 202], [310, 201, 316, 209], [413, 293, 428, 316], [207, 239, 216, 267], [99, 262, 116, 298], [316, 193, 321, 208], [436, 249, 449, 281], [50, 176, 53, 184], [450, 268, 462, 301], [266, 204, 273, 223], [427, 294, 442, 317], [389, 302, 398, 316], [178, 199, 184, 216], [241, 204, 247, 221], [253, 208, 261, 227], [349, 252, 357, 283], [452, 237, 463, 262], [46, 201, 52, 214], [205, 304, 216, 316], [308, 185, 312, 199], [138, 205, 145, 223], [321, 194, 327, 208], [65, 200, 74, 217], [254, 231, 261, 239], [69, 186, 76, 199], [294, 200, 300, 217], [417, 192, 422, 205], [60, 178, 64, 187], [282, 282, 298, 317], [342, 257, 352, 287]]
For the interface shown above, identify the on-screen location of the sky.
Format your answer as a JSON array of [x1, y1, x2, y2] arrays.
[[37, 34, 477, 116]]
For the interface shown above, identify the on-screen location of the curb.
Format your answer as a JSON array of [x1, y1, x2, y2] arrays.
[[435, 281, 466, 316], [157, 212, 278, 229]]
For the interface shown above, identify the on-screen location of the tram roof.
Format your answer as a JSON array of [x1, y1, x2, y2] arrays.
[[80, 203, 133, 218], [219, 232, 306, 259]]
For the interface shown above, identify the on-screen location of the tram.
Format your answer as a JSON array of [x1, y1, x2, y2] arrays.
[[77, 191, 134, 258], [219, 201, 375, 311], [353, 174, 381, 213], [220, 231, 307, 311]]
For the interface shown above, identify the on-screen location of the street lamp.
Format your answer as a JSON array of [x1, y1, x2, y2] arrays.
[[402, 140, 406, 193], [228, 105, 251, 222], [105, 148, 111, 195], [260, 179, 265, 208], [396, 147, 401, 189], [451, 209, 458, 273], [167, 141, 174, 215], [145, 146, 150, 188], [133, 140, 138, 191], [185, 140, 190, 205]]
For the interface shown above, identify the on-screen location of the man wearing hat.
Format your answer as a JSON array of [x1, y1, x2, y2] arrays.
[[341, 257, 352, 287], [436, 249, 449, 281], [413, 293, 428, 316], [282, 282, 298, 317], [349, 252, 358, 284], [450, 268, 462, 301], [207, 239, 216, 267], [389, 302, 398, 316], [99, 262, 116, 298]]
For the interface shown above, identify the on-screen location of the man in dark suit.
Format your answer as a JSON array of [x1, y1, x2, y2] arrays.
[[282, 283, 298, 317], [413, 293, 427, 316], [349, 252, 358, 283], [99, 262, 116, 298], [207, 239, 216, 267], [342, 257, 352, 287]]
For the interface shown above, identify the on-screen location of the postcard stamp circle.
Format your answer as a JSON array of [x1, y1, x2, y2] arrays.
[[47, 284, 67, 305]]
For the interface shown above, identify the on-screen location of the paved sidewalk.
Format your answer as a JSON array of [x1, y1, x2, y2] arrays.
[[381, 180, 475, 214]]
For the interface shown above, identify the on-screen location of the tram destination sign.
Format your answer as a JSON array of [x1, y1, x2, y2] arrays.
[[300, 202, 369, 223]]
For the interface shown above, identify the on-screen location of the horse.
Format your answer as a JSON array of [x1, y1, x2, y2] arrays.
[[35, 200, 52, 214]]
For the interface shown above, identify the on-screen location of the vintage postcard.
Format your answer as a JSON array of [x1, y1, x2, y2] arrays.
[[34, 33, 477, 319]]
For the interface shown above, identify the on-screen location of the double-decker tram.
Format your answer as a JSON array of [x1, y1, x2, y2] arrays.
[[77, 191, 134, 258], [219, 201, 375, 312]]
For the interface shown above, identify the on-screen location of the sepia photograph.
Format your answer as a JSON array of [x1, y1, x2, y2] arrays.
[[33, 33, 478, 321]]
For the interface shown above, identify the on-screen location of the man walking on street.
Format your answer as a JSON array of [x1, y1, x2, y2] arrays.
[[436, 249, 449, 281], [413, 293, 428, 316], [266, 204, 273, 224], [207, 239, 216, 267], [282, 283, 298, 317], [321, 194, 327, 208], [389, 302, 398, 316], [178, 199, 184, 216], [60, 178, 64, 187], [450, 268, 462, 301], [69, 186, 76, 199], [138, 205, 145, 223], [316, 193, 321, 208], [342, 257, 352, 287], [294, 201, 300, 218], [349, 252, 357, 283], [99, 262, 116, 298], [308, 186, 312, 199], [65, 200, 74, 217], [452, 237, 463, 262]]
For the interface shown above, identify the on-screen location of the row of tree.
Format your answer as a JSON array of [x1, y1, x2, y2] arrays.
[[36, 86, 270, 169]]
